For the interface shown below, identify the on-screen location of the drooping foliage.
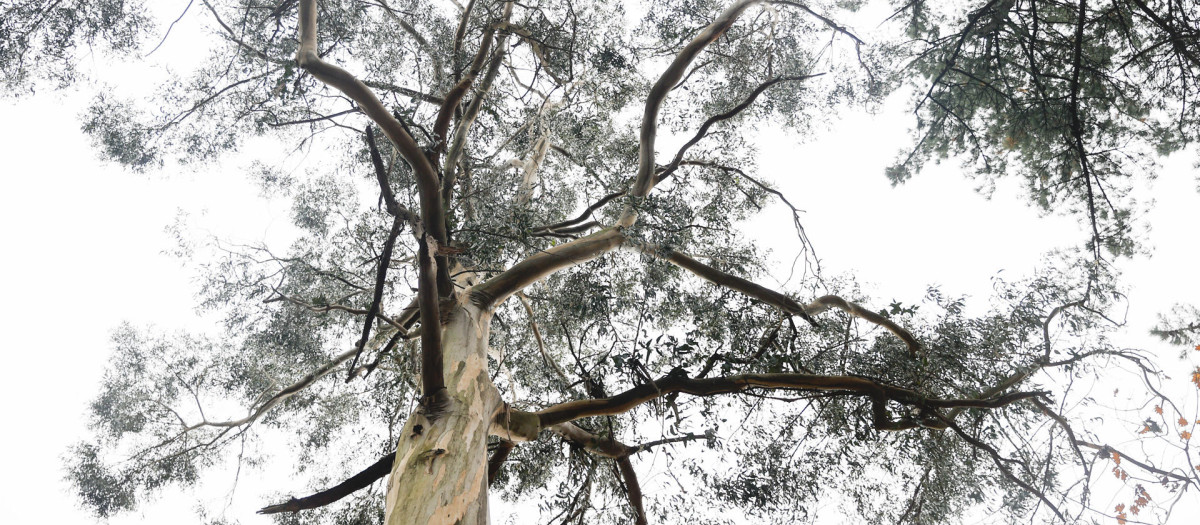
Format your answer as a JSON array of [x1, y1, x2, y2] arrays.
[[6, 0, 1199, 524]]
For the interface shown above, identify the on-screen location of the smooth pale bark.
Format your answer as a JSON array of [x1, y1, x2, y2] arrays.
[[384, 304, 501, 525]]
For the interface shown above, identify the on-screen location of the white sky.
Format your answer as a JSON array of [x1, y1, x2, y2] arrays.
[[1, 5, 1198, 525]]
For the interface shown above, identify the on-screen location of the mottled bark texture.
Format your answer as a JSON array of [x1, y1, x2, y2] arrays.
[[384, 305, 501, 525]]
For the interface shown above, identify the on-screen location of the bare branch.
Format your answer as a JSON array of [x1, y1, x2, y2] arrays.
[[258, 452, 394, 514], [469, 228, 626, 309], [347, 215, 405, 378], [488, 440, 515, 486], [615, 456, 648, 525]]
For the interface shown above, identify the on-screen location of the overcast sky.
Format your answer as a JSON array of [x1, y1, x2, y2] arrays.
[[1, 6, 1198, 525]]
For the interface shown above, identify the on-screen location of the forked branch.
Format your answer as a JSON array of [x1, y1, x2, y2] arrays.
[[630, 0, 764, 200], [297, 0, 450, 396]]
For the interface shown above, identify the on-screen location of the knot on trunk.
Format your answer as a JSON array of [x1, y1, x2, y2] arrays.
[[421, 388, 453, 421]]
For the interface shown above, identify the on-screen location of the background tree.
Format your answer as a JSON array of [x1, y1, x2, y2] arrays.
[[4, 0, 1199, 523]]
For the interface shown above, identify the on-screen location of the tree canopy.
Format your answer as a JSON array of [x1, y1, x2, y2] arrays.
[[5, 0, 1200, 523]]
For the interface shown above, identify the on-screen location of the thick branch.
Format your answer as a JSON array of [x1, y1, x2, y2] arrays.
[[630, 0, 763, 199], [804, 295, 921, 356], [535, 371, 1040, 428], [651, 247, 818, 327], [258, 452, 394, 514], [416, 235, 445, 395], [296, 0, 452, 296], [615, 456, 648, 525], [444, 9, 512, 207], [469, 228, 625, 309], [297, 0, 452, 396], [432, 25, 496, 157], [488, 440, 515, 486]]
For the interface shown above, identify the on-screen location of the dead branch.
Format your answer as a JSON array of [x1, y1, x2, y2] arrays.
[[348, 215, 405, 378]]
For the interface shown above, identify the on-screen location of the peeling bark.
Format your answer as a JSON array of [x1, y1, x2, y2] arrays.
[[384, 305, 501, 525]]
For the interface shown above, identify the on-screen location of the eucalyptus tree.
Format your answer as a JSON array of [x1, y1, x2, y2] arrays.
[[5, 0, 1199, 524]]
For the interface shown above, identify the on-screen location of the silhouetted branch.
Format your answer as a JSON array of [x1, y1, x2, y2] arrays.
[[258, 452, 395, 514], [615, 456, 648, 525]]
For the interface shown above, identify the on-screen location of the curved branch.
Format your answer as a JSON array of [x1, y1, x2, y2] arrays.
[[258, 452, 395, 514], [1127, 0, 1200, 69], [533, 190, 625, 233], [297, 0, 452, 398], [656, 74, 823, 182], [630, 0, 764, 200], [432, 24, 496, 157], [804, 295, 921, 356], [647, 246, 818, 327], [444, 17, 512, 207], [296, 0, 451, 292], [469, 227, 625, 309]]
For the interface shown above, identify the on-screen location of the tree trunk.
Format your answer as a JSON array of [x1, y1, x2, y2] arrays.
[[384, 304, 501, 525]]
